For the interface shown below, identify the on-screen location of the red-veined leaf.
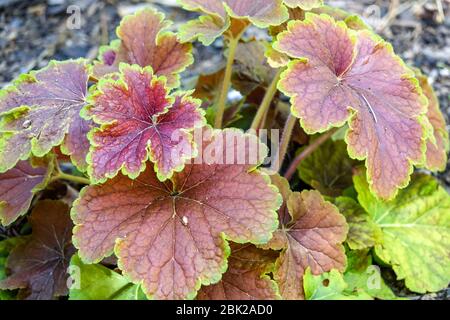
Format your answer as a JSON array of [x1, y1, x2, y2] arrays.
[[85, 64, 205, 183], [0, 200, 75, 300], [72, 128, 281, 299], [92, 8, 193, 88], [0, 60, 90, 172], [275, 13, 429, 200]]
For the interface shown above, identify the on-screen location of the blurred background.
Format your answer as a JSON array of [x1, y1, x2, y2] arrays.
[[0, 0, 448, 183]]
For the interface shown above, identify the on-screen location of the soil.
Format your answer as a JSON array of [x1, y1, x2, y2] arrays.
[[0, 0, 449, 300]]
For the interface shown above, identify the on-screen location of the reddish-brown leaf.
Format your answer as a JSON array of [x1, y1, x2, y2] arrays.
[[92, 8, 193, 88], [0, 200, 75, 299], [72, 128, 281, 300], [266, 175, 348, 299]]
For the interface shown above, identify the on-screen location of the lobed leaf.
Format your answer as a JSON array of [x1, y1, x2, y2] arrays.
[[85, 64, 205, 183], [265, 175, 348, 299], [275, 13, 429, 200], [92, 8, 193, 88], [354, 172, 450, 293], [0, 59, 90, 173], [0, 200, 75, 300], [72, 128, 281, 299], [0, 159, 54, 226], [178, 0, 289, 44], [197, 243, 280, 300]]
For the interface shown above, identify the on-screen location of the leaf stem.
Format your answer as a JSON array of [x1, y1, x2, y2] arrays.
[[250, 67, 284, 131], [284, 128, 338, 181], [51, 159, 91, 185], [275, 113, 297, 173], [52, 172, 91, 185], [214, 35, 241, 129]]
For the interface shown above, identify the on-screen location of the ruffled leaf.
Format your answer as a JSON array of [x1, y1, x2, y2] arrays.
[[0, 159, 54, 226], [92, 8, 193, 88], [197, 243, 280, 300], [416, 71, 449, 172], [0, 60, 90, 172], [0, 200, 75, 300], [275, 13, 429, 200], [179, 0, 288, 44], [266, 175, 348, 299], [354, 172, 450, 293], [72, 128, 281, 299], [86, 64, 205, 183]]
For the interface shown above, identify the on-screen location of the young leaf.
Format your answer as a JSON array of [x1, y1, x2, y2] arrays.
[[303, 268, 372, 300], [72, 128, 281, 300], [0, 200, 75, 300], [178, 0, 289, 45], [265, 175, 348, 299], [0, 60, 90, 173], [416, 71, 449, 172], [344, 250, 398, 300], [354, 172, 450, 293], [0, 159, 53, 226], [69, 254, 145, 300], [275, 13, 429, 200], [297, 139, 359, 197], [92, 8, 193, 88], [197, 243, 280, 300], [335, 197, 381, 250], [85, 64, 205, 183], [179, 14, 229, 47]]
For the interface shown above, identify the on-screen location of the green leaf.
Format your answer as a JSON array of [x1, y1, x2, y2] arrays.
[[303, 268, 372, 300], [344, 250, 398, 300], [335, 197, 381, 250], [354, 172, 450, 293], [297, 139, 359, 196], [69, 254, 145, 300]]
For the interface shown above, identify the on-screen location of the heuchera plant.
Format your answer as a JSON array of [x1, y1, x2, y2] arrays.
[[0, 2, 449, 300]]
